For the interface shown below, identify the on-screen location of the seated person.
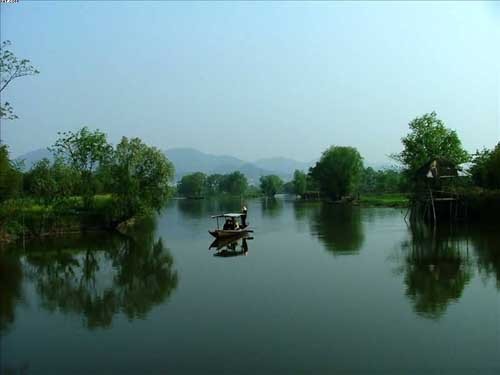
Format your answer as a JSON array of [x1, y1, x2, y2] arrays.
[[223, 219, 232, 230]]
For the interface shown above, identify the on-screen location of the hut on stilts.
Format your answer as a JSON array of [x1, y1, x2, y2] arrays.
[[408, 158, 469, 224]]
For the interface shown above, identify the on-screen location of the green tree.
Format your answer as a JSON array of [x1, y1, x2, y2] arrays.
[[51, 127, 113, 209], [177, 172, 207, 198], [205, 174, 224, 195], [110, 137, 174, 220], [259, 175, 284, 197], [310, 146, 364, 200], [292, 170, 307, 196], [392, 112, 469, 178], [0, 40, 40, 142], [0, 145, 22, 202], [470, 143, 500, 189], [24, 158, 79, 204], [220, 171, 248, 196]]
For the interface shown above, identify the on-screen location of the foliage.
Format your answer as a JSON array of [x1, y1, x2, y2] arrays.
[[361, 167, 407, 194], [292, 170, 307, 196], [310, 146, 364, 200], [177, 172, 206, 198], [0, 145, 22, 202], [470, 143, 500, 189], [259, 175, 284, 197], [219, 171, 248, 196], [51, 127, 113, 209], [0, 40, 40, 121], [109, 137, 175, 220], [392, 112, 469, 178], [205, 173, 224, 195], [23, 158, 79, 204], [283, 181, 295, 194]]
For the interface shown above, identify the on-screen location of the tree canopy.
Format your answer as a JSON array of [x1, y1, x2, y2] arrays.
[[470, 143, 500, 190], [110, 137, 175, 220], [292, 170, 307, 196], [177, 172, 207, 198], [310, 146, 364, 200], [259, 175, 283, 197], [392, 112, 469, 178]]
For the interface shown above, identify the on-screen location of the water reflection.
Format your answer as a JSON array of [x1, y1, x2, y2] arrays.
[[309, 204, 364, 254], [177, 197, 244, 219], [470, 229, 500, 289], [209, 236, 252, 258], [261, 198, 283, 217], [9, 221, 178, 330], [0, 251, 24, 334], [399, 223, 473, 320]]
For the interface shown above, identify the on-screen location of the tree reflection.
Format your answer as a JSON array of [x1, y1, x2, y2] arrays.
[[177, 197, 243, 219], [310, 204, 364, 254], [0, 250, 24, 334], [261, 197, 283, 217], [400, 223, 472, 320], [23, 229, 178, 329], [470, 226, 500, 289]]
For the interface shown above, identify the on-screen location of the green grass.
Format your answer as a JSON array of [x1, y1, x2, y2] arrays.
[[359, 193, 409, 208]]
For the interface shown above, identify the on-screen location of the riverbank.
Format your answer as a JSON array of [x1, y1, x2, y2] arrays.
[[359, 193, 409, 208], [0, 195, 119, 245]]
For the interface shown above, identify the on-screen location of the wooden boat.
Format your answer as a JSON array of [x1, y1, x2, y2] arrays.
[[209, 213, 252, 239]]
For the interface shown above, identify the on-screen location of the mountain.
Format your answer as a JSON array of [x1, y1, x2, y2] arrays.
[[15, 148, 53, 170], [15, 146, 311, 184], [253, 157, 313, 176]]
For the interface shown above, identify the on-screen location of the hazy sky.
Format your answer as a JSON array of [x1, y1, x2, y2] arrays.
[[1, 1, 499, 164]]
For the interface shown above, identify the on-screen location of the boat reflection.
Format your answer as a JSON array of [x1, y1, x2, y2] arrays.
[[209, 235, 253, 257]]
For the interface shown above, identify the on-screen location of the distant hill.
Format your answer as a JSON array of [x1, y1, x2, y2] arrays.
[[15, 148, 52, 170], [253, 157, 313, 177], [15, 146, 312, 184]]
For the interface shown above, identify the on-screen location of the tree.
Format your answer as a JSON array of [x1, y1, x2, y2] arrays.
[[292, 170, 307, 196], [51, 127, 113, 209], [110, 137, 175, 220], [177, 172, 207, 198], [310, 146, 364, 200], [259, 175, 283, 197], [205, 174, 224, 195], [0, 40, 40, 142], [470, 143, 500, 189], [24, 158, 79, 204], [0, 145, 22, 202], [220, 171, 248, 195], [392, 112, 469, 178]]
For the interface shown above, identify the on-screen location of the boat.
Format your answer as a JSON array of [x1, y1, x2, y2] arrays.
[[208, 213, 253, 239]]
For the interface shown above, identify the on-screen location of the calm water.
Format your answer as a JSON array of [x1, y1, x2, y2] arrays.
[[2, 197, 499, 374]]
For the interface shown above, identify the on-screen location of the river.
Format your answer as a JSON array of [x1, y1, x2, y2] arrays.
[[2, 197, 499, 374]]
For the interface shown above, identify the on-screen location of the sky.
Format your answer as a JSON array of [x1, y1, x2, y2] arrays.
[[1, 1, 499, 164]]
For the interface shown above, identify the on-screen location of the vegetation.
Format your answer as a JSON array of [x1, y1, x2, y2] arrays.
[[309, 146, 364, 201], [0, 40, 40, 122], [0, 127, 175, 242], [470, 142, 500, 189], [392, 112, 469, 179], [177, 172, 207, 198], [292, 170, 307, 196], [259, 175, 284, 197], [109, 137, 174, 221], [176, 171, 251, 198]]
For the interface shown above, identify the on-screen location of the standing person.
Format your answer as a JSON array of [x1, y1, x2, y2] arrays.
[[241, 205, 248, 227]]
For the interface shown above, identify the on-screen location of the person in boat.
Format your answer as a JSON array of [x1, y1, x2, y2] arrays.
[[223, 219, 232, 230], [233, 218, 239, 230], [241, 205, 248, 227]]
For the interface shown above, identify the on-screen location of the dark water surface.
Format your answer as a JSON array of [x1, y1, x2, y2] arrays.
[[2, 197, 499, 374]]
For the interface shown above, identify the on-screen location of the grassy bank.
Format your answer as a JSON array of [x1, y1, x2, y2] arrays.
[[0, 195, 116, 244], [359, 193, 409, 208]]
